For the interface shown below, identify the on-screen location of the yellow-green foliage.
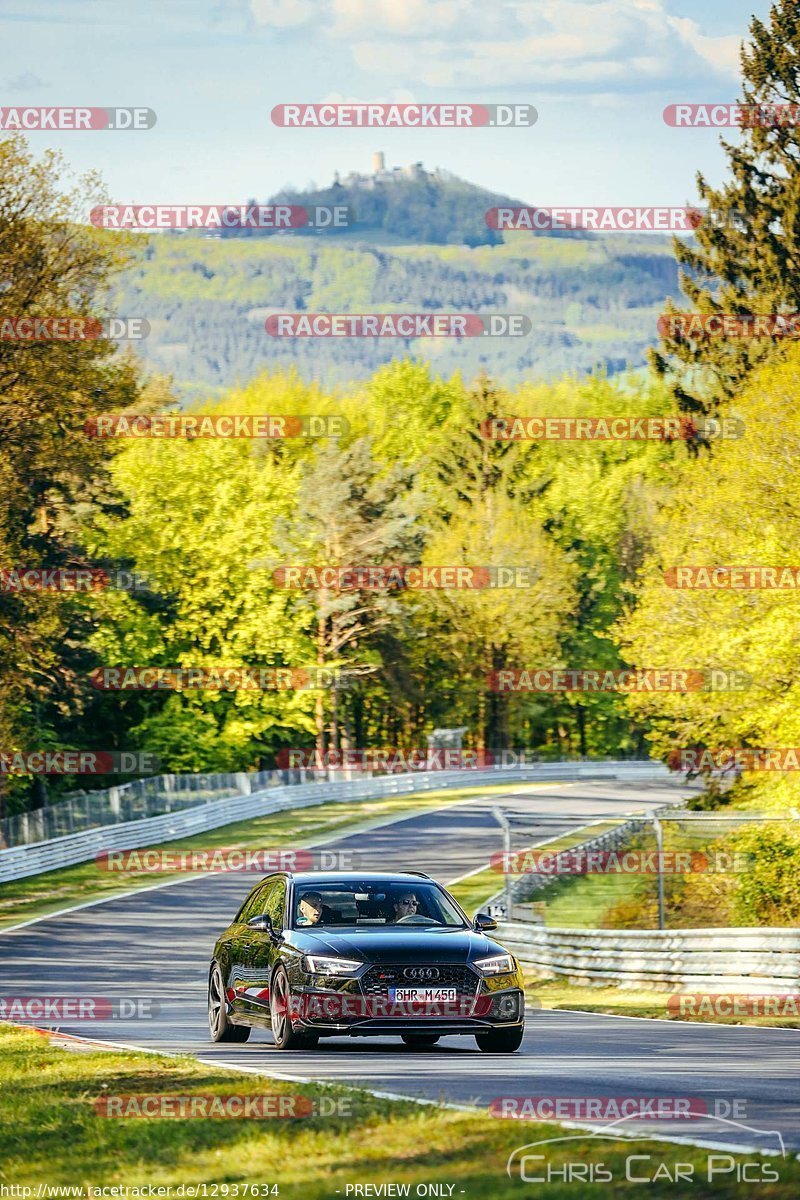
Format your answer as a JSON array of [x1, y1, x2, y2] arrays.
[[621, 345, 800, 813]]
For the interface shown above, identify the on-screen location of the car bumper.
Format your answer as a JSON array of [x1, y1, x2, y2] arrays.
[[314, 1017, 525, 1037], [290, 984, 525, 1035]]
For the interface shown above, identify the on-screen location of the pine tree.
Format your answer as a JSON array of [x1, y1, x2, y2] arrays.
[[653, 1, 800, 415]]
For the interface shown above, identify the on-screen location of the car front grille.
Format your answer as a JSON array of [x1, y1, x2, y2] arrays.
[[360, 964, 478, 997]]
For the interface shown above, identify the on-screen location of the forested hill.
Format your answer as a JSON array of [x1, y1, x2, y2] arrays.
[[116, 232, 680, 395], [198, 164, 576, 248], [267, 171, 537, 247]]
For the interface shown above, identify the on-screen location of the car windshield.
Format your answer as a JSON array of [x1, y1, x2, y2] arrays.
[[292, 881, 468, 929]]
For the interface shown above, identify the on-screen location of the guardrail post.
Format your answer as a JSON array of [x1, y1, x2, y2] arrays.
[[653, 814, 665, 930], [493, 806, 512, 919], [109, 788, 121, 820]]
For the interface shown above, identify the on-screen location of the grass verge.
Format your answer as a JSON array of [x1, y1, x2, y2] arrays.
[[448, 820, 621, 918], [448, 865, 503, 914], [525, 977, 800, 1029], [1, 1024, 796, 1196]]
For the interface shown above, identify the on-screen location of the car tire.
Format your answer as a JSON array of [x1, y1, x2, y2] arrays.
[[475, 1025, 524, 1053], [208, 962, 250, 1043], [270, 965, 318, 1050], [401, 1034, 440, 1047]]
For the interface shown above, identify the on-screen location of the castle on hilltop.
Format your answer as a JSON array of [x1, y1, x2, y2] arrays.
[[333, 152, 448, 189]]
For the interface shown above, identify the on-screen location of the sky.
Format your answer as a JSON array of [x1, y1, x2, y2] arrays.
[[0, 0, 775, 209]]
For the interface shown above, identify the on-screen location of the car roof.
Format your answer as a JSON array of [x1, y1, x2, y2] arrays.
[[276, 871, 434, 884]]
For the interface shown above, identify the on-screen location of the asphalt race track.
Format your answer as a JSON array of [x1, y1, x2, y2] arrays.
[[2, 780, 799, 1157]]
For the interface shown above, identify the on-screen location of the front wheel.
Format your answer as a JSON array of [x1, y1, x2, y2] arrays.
[[208, 962, 250, 1043], [270, 966, 318, 1050], [475, 1025, 524, 1053], [401, 1033, 440, 1047]]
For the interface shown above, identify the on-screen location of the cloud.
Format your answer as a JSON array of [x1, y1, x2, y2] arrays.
[[331, 0, 464, 37], [668, 15, 742, 79], [6, 70, 49, 90], [252, 0, 746, 92], [249, 0, 317, 27]]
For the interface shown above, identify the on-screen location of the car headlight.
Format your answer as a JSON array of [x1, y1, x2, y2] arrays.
[[303, 955, 363, 976], [473, 952, 516, 976]]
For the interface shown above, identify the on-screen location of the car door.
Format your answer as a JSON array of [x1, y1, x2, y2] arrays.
[[237, 877, 287, 1019], [228, 878, 273, 1017]]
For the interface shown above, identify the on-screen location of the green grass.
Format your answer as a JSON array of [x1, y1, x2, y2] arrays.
[[449, 866, 504, 914], [449, 819, 624, 917], [526, 978, 800, 1029], [1, 1024, 796, 1196], [494, 819, 625, 928], [0, 782, 553, 930], [540, 867, 646, 927], [448, 820, 652, 921]]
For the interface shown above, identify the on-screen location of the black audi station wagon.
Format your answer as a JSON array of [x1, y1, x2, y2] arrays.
[[208, 871, 525, 1051]]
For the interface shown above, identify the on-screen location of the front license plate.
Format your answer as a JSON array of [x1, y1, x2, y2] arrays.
[[389, 987, 458, 1003]]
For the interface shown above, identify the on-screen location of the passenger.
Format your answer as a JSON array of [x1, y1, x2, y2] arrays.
[[296, 890, 336, 926]]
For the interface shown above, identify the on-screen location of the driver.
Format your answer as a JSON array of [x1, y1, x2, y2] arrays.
[[389, 892, 419, 922]]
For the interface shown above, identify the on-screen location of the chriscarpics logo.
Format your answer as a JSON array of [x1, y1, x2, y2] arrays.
[[506, 1115, 786, 1184]]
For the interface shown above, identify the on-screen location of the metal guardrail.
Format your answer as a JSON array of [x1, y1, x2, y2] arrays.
[[495, 921, 800, 992], [0, 769, 288, 849], [0, 758, 673, 851], [0, 759, 673, 884]]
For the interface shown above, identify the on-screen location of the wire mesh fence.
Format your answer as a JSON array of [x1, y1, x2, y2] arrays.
[[0, 757, 671, 852], [492, 807, 800, 930], [0, 769, 299, 849]]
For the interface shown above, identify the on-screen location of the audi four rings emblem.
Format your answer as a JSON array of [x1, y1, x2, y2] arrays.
[[404, 966, 440, 980]]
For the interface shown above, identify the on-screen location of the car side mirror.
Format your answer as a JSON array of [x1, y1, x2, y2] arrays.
[[473, 912, 498, 932], [247, 913, 275, 935]]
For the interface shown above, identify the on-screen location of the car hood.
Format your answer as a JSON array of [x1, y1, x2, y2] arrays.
[[288, 925, 500, 964]]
